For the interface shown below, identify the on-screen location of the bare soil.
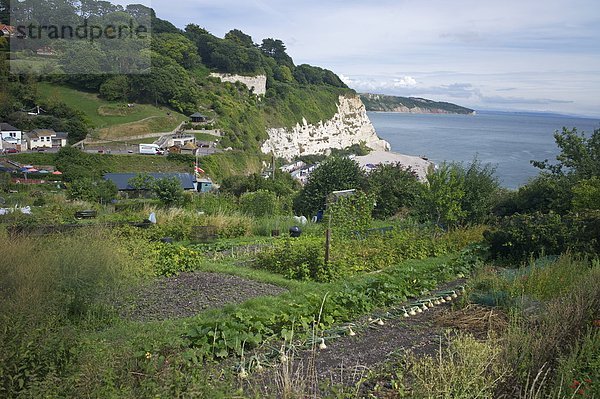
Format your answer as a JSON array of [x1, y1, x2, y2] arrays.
[[296, 280, 467, 385], [115, 272, 484, 397], [116, 271, 288, 322]]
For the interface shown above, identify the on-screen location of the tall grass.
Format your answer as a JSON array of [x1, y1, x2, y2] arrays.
[[463, 255, 600, 398], [0, 229, 152, 397], [403, 333, 508, 399]]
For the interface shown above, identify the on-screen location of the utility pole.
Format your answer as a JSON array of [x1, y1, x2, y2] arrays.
[[271, 152, 275, 180], [324, 206, 332, 266]]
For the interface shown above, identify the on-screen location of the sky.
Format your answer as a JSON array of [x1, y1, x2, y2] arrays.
[[146, 0, 599, 116]]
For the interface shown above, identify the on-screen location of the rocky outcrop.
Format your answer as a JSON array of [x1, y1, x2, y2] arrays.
[[261, 95, 390, 160], [209, 73, 267, 96]]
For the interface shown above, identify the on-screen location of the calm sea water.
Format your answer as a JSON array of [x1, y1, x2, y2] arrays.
[[368, 111, 600, 189]]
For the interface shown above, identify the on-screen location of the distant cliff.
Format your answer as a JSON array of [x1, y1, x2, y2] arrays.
[[360, 93, 475, 115], [262, 95, 390, 160]]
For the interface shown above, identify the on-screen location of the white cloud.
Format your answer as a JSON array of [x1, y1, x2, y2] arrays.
[[392, 76, 417, 87]]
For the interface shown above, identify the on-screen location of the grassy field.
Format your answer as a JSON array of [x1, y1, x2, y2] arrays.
[[10, 152, 191, 174], [37, 83, 188, 138], [9, 151, 263, 180]]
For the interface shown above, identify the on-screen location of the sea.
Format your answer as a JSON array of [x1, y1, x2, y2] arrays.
[[368, 111, 600, 189]]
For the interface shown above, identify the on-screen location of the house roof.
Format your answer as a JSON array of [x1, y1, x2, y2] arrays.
[[104, 173, 197, 191], [182, 142, 197, 150], [0, 123, 19, 131], [0, 24, 15, 33], [27, 129, 56, 139], [190, 112, 206, 118], [54, 132, 68, 139]]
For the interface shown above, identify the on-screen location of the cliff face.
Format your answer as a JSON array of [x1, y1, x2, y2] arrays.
[[209, 73, 267, 96], [360, 93, 475, 115], [261, 95, 390, 160]]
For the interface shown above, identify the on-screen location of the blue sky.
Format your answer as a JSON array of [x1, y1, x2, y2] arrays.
[[146, 0, 600, 116]]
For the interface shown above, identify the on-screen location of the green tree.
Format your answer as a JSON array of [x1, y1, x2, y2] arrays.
[[152, 177, 184, 206], [152, 33, 201, 69], [59, 42, 105, 75], [367, 163, 422, 219], [128, 173, 155, 191], [572, 177, 600, 211], [260, 38, 294, 69], [532, 127, 600, 179], [0, 171, 11, 192], [456, 159, 500, 224], [127, 173, 155, 198], [224, 29, 255, 48], [294, 157, 365, 217], [67, 177, 117, 203], [99, 76, 131, 101], [493, 174, 575, 216], [0, 0, 9, 24], [417, 163, 465, 228], [274, 65, 294, 83]]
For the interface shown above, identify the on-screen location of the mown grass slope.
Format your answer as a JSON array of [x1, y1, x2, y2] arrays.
[[37, 83, 187, 138]]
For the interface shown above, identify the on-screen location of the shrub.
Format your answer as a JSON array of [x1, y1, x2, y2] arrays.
[[256, 225, 485, 282], [155, 244, 204, 277], [240, 190, 280, 217], [484, 212, 567, 263], [468, 256, 600, 397], [203, 212, 253, 238], [325, 191, 374, 237], [255, 237, 334, 282], [484, 211, 600, 263]]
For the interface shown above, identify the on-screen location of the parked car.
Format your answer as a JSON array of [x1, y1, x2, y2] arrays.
[[5, 148, 18, 154]]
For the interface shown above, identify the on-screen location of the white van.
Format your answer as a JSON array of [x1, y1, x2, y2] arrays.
[[139, 144, 164, 155]]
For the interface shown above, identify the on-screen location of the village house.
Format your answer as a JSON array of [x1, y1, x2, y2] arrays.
[[0, 123, 24, 151], [180, 141, 198, 155], [24, 129, 68, 150], [0, 24, 15, 37], [196, 177, 213, 193], [155, 133, 196, 149]]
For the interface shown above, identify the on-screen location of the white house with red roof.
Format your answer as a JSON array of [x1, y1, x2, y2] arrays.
[[0, 24, 15, 37]]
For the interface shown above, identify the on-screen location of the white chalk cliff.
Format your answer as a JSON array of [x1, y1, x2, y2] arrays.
[[209, 73, 267, 96], [261, 95, 390, 160]]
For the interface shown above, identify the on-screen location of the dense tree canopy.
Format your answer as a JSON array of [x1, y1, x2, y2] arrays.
[[224, 29, 255, 48], [260, 38, 294, 70], [294, 157, 365, 217], [367, 163, 422, 219]]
